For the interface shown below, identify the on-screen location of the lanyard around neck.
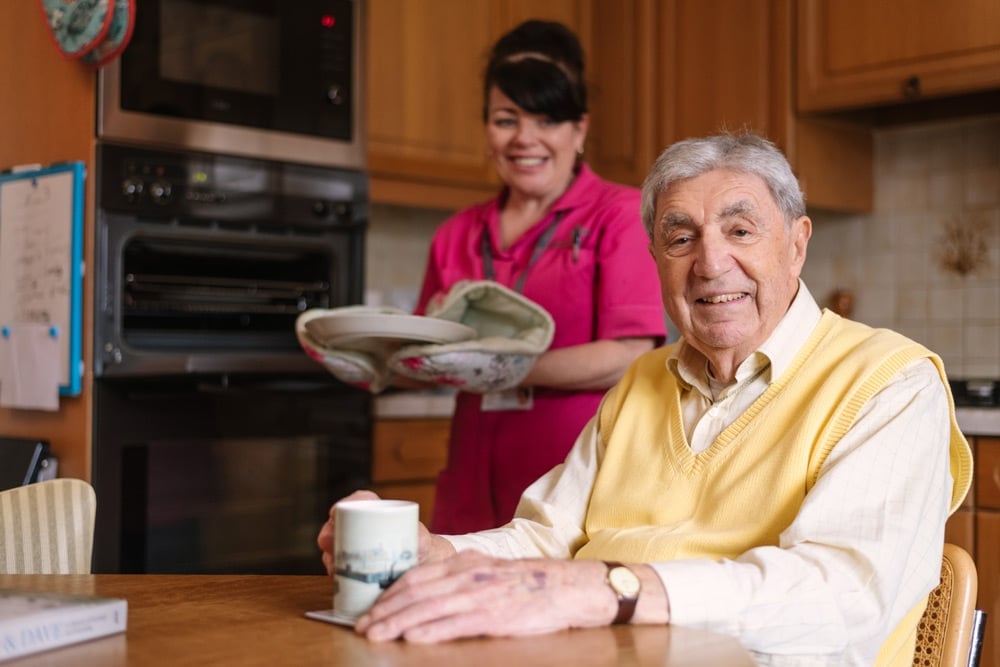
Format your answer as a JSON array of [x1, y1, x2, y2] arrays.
[[481, 210, 566, 294]]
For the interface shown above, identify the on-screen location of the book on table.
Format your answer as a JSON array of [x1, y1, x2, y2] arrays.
[[0, 589, 127, 662]]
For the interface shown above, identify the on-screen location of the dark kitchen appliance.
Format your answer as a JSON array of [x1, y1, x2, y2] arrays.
[[0, 438, 58, 491], [91, 142, 371, 574], [950, 379, 1000, 407], [97, 0, 364, 169]]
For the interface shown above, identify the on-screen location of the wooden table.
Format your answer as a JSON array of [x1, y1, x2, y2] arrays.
[[0, 575, 756, 666]]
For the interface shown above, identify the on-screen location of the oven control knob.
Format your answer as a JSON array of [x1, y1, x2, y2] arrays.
[[326, 85, 345, 105], [312, 200, 329, 217], [103, 343, 123, 365], [121, 176, 144, 202], [149, 180, 173, 205]]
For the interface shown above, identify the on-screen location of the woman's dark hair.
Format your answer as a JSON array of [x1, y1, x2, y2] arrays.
[[482, 20, 587, 123]]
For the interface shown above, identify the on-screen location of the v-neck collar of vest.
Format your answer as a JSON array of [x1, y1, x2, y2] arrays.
[[671, 312, 841, 473]]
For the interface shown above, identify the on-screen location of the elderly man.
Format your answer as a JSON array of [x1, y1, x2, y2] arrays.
[[318, 133, 972, 665]]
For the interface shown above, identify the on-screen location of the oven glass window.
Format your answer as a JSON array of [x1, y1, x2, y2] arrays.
[[94, 377, 372, 574], [160, 0, 278, 96], [132, 435, 365, 574]]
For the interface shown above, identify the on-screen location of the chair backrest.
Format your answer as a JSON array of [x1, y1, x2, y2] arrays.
[[0, 478, 96, 574], [912, 543, 980, 667]]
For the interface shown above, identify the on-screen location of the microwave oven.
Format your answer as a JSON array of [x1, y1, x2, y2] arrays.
[[97, 0, 365, 170]]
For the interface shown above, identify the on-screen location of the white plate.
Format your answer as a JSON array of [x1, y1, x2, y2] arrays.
[[305, 609, 357, 628], [304, 313, 477, 352]]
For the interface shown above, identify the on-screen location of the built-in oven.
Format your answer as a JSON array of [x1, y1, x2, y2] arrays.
[[97, 0, 364, 169], [91, 142, 372, 574]]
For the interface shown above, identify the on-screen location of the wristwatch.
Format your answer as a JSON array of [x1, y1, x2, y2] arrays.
[[604, 561, 641, 624]]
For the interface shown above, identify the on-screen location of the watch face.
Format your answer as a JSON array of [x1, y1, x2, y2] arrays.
[[609, 566, 641, 597]]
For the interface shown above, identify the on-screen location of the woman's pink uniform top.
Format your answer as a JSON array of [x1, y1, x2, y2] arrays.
[[415, 164, 666, 534]]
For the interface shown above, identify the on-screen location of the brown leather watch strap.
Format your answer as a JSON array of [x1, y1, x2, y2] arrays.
[[604, 561, 640, 625]]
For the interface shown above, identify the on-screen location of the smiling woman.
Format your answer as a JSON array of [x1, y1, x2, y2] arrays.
[[399, 20, 668, 535]]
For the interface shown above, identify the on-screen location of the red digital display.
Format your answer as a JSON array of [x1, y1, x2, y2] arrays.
[[321, 14, 336, 28]]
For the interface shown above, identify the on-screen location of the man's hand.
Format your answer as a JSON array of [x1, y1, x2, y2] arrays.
[[354, 551, 618, 642], [317, 490, 456, 575]]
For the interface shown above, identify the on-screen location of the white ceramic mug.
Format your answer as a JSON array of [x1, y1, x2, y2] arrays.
[[333, 499, 419, 621]]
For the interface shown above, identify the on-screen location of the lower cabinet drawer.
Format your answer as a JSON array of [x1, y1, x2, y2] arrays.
[[944, 508, 975, 558], [372, 418, 451, 482], [372, 418, 451, 526], [977, 437, 1000, 509]]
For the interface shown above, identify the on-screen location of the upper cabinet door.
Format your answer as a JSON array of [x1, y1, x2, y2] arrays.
[[366, 0, 498, 208], [798, 0, 1000, 112], [366, 0, 592, 210], [587, 0, 871, 211], [586, 0, 657, 188], [588, 0, 792, 188], [655, 0, 786, 150]]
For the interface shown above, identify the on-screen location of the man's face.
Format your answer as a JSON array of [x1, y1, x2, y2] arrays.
[[649, 168, 811, 365]]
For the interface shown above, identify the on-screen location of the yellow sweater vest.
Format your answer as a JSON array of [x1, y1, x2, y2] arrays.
[[576, 312, 973, 664]]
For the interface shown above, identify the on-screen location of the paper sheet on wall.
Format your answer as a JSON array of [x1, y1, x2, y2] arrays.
[[0, 323, 60, 411], [0, 171, 73, 387], [0, 162, 84, 397]]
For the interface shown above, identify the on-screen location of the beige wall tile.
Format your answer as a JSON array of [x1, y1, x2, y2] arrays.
[[963, 284, 1000, 321], [964, 167, 1000, 207], [897, 287, 929, 322], [929, 286, 966, 322]]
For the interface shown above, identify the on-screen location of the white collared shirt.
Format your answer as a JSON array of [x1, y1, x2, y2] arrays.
[[671, 278, 821, 452], [446, 281, 954, 664]]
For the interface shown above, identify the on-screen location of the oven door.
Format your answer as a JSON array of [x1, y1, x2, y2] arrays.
[[97, 0, 365, 168], [95, 221, 357, 376], [92, 375, 371, 574]]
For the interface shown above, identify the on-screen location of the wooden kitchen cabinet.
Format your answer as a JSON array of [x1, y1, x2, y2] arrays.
[[976, 436, 1000, 667], [979, 510, 1000, 667], [945, 509, 975, 560], [368, 0, 872, 212], [587, 0, 872, 212], [365, 0, 592, 210], [370, 418, 451, 525], [797, 0, 1000, 112]]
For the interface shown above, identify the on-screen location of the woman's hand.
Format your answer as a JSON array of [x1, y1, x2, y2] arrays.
[[317, 490, 457, 575], [354, 551, 618, 642]]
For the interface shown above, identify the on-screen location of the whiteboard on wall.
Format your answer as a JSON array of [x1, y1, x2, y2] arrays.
[[0, 162, 85, 396]]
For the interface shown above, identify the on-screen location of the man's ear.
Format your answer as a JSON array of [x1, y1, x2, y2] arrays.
[[791, 215, 812, 271]]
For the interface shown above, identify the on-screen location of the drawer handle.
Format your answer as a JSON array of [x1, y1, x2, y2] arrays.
[[901, 76, 921, 100]]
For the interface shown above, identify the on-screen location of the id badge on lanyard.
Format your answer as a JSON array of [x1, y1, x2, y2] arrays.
[[481, 386, 534, 411], [478, 211, 563, 412]]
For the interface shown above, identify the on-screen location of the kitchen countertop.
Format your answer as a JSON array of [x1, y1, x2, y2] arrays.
[[374, 389, 457, 419], [955, 407, 1000, 436], [376, 393, 1000, 437]]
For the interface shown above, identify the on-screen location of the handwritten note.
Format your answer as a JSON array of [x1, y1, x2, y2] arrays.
[[0, 169, 76, 390]]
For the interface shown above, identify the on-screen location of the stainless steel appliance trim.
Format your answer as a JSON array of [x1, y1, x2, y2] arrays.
[[97, 350, 322, 377], [97, 1, 366, 170]]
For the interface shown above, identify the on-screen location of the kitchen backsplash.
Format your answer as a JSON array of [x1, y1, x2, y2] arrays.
[[802, 113, 1000, 380], [367, 114, 1000, 378], [365, 203, 455, 312]]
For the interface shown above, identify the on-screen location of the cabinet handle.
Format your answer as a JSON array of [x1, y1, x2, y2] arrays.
[[901, 76, 921, 100]]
